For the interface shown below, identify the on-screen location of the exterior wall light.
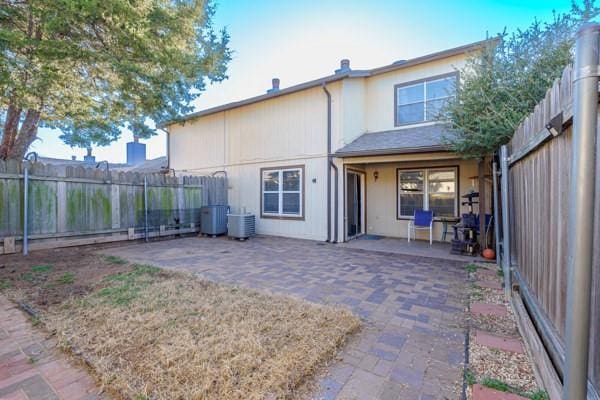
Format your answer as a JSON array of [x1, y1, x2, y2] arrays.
[[373, 171, 379, 181]]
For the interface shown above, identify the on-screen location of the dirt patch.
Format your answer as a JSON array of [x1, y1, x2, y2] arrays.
[[1, 247, 361, 400], [0, 247, 130, 309]]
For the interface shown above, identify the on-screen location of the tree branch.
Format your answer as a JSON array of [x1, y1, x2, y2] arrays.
[[7, 108, 41, 160], [0, 104, 22, 160]]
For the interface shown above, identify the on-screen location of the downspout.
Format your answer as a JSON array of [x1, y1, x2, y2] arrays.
[[322, 83, 338, 243], [499, 145, 511, 298], [331, 161, 339, 243], [492, 159, 501, 266], [563, 23, 599, 400]]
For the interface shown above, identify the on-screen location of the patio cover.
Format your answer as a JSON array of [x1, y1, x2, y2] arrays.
[[335, 124, 456, 157]]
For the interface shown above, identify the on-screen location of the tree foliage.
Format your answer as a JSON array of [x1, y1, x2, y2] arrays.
[[0, 0, 231, 160], [445, 1, 599, 158]]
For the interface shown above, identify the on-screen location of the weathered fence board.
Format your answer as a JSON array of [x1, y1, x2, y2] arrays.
[[506, 63, 599, 397], [0, 160, 228, 252]]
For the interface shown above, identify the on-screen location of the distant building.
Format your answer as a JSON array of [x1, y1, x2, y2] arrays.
[[37, 138, 166, 173]]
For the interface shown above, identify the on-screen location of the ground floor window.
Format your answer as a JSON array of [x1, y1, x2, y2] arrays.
[[397, 167, 457, 218], [261, 166, 304, 218]]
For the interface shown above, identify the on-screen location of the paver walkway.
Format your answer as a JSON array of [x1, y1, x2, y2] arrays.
[[0, 295, 101, 400], [108, 235, 469, 400]]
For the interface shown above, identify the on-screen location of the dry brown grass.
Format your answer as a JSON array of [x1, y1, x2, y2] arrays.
[[45, 264, 360, 400]]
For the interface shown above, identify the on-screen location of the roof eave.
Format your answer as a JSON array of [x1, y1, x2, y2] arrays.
[[160, 71, 369, 127], [368, 37, 498, 76], [335, 145, 451, 158]]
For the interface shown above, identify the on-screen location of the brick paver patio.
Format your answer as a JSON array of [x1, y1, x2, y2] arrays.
[[0, 295, 101, 400], [108, 235, 469, 400]]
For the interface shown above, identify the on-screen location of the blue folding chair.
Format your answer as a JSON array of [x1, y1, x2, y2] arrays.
[[408, 209, 434, 245]]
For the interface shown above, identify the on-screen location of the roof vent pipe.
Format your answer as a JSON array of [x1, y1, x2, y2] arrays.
[[267, 78, 280, 93], [335, 59, 351, 74]]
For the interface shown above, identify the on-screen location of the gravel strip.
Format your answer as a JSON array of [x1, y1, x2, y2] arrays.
[[469, 333, 537, 392], [465, 263, 545, 399]]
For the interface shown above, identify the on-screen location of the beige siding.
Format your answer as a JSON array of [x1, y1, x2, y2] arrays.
[[169, 112, 226, 171], [168, 84, 343, 240], [350, 157, 482, 241], [229, 158, 328, 240], [226, 86, 332, 164], [171, 158, 328, 241], [169, 84, 339, 171], [338, 79, 366, 149], [363, 55, 467, 134]]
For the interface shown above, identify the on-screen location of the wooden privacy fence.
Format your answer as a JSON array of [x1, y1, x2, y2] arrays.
[[501, 64, 599, 399], [0, 160, 227, 254]]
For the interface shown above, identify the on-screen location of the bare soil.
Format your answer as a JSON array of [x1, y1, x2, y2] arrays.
[[0, 246, 131, 309]]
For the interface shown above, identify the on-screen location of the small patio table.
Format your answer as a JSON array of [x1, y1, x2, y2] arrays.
[[440, 217, 461, 241]]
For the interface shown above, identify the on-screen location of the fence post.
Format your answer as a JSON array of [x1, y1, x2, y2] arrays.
[[563, 23, 600, 400], [144, 176, 149, 243], [492, 160, 501, 266], [22, 163, 29, 255], [499, 145, 511, 297], [111, 184, 120, 230]]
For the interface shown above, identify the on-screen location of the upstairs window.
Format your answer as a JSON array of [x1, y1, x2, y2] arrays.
[[261, 166, 304, 218], [395, 73, 457, 126]]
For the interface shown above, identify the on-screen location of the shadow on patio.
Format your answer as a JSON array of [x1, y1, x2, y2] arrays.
[[339, 235, 489, 263]]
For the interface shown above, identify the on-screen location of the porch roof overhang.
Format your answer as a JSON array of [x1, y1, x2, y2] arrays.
[[334, 124, 455, 158]]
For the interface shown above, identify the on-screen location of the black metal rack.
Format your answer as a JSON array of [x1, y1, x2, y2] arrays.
[[451, 192, 480, 256]]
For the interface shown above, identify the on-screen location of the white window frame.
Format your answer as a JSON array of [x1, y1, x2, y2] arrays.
[[261, 166, 303, 218], [397, 167, 458, 219], [395, 73, 457, 126]]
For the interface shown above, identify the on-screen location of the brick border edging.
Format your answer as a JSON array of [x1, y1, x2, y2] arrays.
[[461, 265, 473, 400]]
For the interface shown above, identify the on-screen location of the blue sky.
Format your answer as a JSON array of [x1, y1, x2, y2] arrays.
[[33, 0, 574, 163]]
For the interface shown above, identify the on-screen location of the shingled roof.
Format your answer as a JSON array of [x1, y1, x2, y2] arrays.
[[335, 124, 456, 157]]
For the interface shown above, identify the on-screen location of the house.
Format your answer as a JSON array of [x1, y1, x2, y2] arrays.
[[162, 39, 493, 243]]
